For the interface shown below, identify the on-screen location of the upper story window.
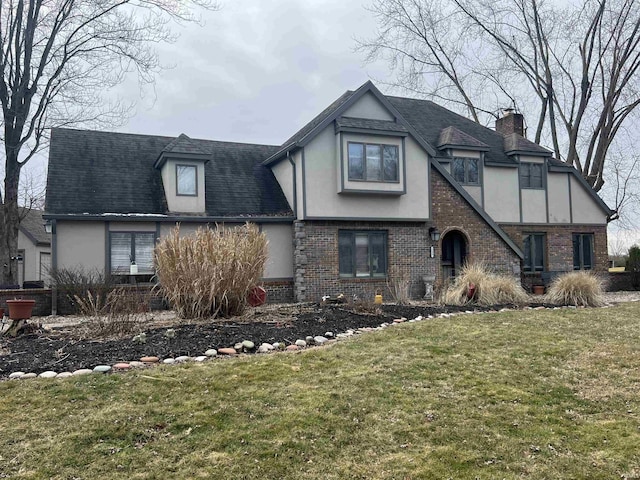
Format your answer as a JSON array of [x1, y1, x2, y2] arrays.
[[348, 142, 399, 183], [520, 162, 543, 189], [176, 164, 197, 196], [452, 157, 479, 185]]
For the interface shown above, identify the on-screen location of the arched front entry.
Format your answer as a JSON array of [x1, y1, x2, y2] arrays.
[[441, 230, 467, 278]]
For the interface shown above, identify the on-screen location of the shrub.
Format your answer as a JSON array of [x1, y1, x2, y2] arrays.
[[545, 271, 604, 307], [439, 261, 528, 306], [626, 245, 640, 289], [154, 223, 268, 319], [75, 288, 147, 339], [387, 266, 411, 305], [50, 267, 116, 314]]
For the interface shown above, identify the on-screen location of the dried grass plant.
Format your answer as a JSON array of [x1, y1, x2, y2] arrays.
[[75, 288, 147, 339], [387, 266, 411, 305], [440, 261, 528, 306], [545, 271, 604, 307], [154, 223, 268, 319]]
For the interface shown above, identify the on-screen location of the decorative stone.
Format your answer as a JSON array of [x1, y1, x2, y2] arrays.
[[163, 358, 175, 364], [56, 372, 73, 378], [39, 371, 58, 378], [325, 332, 334, 338], [260, 342, 274, 351], [413, 316, 423, 322], [305, 336, 314, 344], [234, 342, 244, 351], [9, 372, 25, 379], [314, 336, 328, 345], [242, 340, 255, 350], [93, 365, 111, 373], [20, 373, 37, 379], [140, 356, 160, 363], [286, 345, 300, 351], [218, 347, 237, 355], [175, 356, 190, 363], [113, 363, 131, 370], [272, 342, 281, 349], [295, 339, 307, 347], [194, 356, 207, 362], [204, 349, 217, 357], [129, 361, 145, 368], [72, 369, 93, 376]]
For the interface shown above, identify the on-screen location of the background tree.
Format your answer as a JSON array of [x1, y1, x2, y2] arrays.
[[0, 0, 217, 285], [360, 0, 640, 219]]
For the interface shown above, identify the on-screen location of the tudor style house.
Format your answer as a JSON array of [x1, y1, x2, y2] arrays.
[[44, 81, 612, 306]]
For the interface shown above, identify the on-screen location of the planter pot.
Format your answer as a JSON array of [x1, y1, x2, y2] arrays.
[[532, 285, 545, 295], [6, 299, 36, 320]]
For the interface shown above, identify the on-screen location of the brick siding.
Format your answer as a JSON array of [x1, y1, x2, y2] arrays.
[[262, 279, 294, 303], [0, 288, 52, 317]]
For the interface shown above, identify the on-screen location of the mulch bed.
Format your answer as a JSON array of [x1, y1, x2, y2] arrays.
[[0, 302, 518, 378]]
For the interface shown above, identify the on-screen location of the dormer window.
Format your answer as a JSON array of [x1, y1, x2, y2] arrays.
[[520, 162, 543, 189], [348, 142, 399, 183], [452, 157, 479, 185], [176, 164, 197, 196]]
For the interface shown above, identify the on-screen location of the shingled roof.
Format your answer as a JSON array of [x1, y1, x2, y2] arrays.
[[437, 126, 489, 151], [45, 129, 292, 218], [503, 132, 552, 155], [19, 209, 50, 246]]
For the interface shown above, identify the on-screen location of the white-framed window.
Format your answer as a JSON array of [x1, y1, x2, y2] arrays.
[[452, 157, 479, 185], [110, 232, 156, 274], [176, 164, 197, 196], [348, 142, 399, 183]]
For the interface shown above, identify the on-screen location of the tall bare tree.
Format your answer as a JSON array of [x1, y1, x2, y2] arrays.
[[360, 0, 640, 217], [0, 0, 217, 285]]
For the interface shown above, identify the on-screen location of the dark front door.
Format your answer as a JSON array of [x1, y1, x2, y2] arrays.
[[441, 230, 467, 278]]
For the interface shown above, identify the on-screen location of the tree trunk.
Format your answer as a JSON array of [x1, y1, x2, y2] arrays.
[[1, 149, 22, 286]]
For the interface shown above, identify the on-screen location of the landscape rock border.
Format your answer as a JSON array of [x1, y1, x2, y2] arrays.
[[5, 304, 606, 381]]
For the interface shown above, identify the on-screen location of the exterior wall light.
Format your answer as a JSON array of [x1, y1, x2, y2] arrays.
[[429, 227, 441, 242]]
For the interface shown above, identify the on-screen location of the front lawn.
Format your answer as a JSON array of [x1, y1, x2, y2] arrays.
[[1, 303, 639, 479]]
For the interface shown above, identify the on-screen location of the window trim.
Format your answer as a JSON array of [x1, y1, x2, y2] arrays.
[[109, 231, 157, 275], [175, 164, 198, 197], [347, 141, 400, 184], [519, 162, 545, 190], [451, 157, 480, 185], [338, 230, 388, 279], [572, 233, 594, 270], [523, 232, 546, 273]]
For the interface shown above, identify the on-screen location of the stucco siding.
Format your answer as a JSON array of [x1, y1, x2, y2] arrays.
[[547, 173, 571, 223], [463, 185, 482, 205], [262, 223, 293, 279], [570, 175, 608, 224], [17, 230, 51, 283], [342, 91, 395, 120], [160, 159, 206, 213], [271, 158, 295, 213], [110, 222, 156, 232], [56, 221, 105, 272], [483, 166, 520, 222], [304, 128, 429, 219], [521, 189, 547, 223]]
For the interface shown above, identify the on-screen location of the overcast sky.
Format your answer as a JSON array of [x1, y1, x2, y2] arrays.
[[113, 0, 388, 145]]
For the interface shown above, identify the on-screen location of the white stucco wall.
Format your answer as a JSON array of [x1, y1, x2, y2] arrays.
[[521, 189, 547, 223], [160, 159, 206, 213], [303, 125, 429, 220], [17, 230, 51, 283], [343, 91, 395, 120], [463, 186, 482, 205], [547, 172, 571, 223], [271, 159, 295, 212], [570, 175, 608, 224], [262, 223, 293, 278], [56, 221, 106, 272], [483, 166, 520, 222]]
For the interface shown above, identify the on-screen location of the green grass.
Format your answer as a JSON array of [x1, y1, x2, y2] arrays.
[[2, 304, 640, 479]]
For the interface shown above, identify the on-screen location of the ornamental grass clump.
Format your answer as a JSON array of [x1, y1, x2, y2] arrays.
[[154, 224, 268, 319], [440, 261, 528, 306], [545, 271, 604, 307]]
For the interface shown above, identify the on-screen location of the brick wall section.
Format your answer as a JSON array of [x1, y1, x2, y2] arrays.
[[0, 289, 52, 317], [294, 220, 438, 302], [500, 224, 608, 274], [262, 279, 294, 303], [430, 169, 521, 283]]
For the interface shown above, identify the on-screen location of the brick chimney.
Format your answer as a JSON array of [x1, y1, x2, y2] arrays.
[[495, 108, 524, 137]]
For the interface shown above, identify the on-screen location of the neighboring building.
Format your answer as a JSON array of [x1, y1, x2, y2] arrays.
[[44, 81, 612, 306], [18, 209, 52, 287]]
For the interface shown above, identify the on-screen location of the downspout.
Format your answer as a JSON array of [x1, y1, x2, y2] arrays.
[[287, 151, 297, 218], [50, 220, 58, 316]]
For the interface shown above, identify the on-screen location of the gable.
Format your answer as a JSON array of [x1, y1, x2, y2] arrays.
[[342, 91, 395, 121]]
